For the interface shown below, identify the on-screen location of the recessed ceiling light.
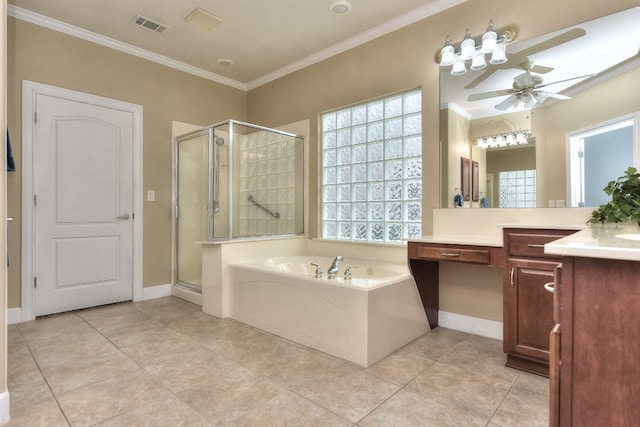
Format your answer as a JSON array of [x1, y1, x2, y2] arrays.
[[218, 58, 234, 66], [330, 1, 352, 15]]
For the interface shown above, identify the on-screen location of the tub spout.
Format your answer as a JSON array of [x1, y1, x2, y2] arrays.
[[327, 256, 344, 278]]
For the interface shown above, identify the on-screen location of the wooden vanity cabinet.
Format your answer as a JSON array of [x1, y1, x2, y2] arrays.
[[503, 228, 575, 376], [551, 256, 640, 426]]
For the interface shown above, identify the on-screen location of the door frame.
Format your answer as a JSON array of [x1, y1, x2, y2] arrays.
[[21, 80, 143, 322]]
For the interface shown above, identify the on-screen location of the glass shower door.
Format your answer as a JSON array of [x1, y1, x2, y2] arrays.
[[176, 129, 210, 291]]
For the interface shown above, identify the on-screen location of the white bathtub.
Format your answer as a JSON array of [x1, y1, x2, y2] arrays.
[[229, 256, 429, 367]]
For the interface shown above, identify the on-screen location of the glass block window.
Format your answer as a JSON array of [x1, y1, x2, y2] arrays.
[[321, 89, 422, 243], [499, 169, 536, 208]]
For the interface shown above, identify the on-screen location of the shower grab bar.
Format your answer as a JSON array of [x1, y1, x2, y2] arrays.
[[248, 195, 280, 219]]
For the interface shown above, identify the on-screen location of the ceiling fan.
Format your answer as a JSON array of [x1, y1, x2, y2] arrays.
[[467, 61, 592, 110]]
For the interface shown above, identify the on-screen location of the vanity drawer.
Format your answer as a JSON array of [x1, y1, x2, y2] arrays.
[[506, 230, 575, 259], [416, 246, 490, 264]]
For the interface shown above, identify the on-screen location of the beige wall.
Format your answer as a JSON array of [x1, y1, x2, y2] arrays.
[[6, 17, 247, 307]]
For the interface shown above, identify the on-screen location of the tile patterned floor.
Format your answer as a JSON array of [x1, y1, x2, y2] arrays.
[[6, 296, 549, 426]]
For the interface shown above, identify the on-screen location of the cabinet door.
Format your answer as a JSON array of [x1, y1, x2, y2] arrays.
[[506, 259, 558, 363]]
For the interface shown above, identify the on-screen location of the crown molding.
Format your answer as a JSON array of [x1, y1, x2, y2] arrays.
[[9, 0, 466, 92], [7, 5, 248, 91]]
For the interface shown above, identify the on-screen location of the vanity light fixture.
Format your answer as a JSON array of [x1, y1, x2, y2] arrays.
[[438, 21, 516, 76], [475, 130, 532, 149]]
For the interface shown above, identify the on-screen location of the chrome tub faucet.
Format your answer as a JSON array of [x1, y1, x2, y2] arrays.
[[327, 255, 344, 278]]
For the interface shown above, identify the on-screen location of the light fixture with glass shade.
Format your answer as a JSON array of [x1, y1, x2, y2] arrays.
[[437, 21, 517, 75], [475, 130, 533, 149]]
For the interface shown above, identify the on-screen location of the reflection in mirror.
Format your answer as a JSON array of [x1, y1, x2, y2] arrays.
[[568, 117, 635, 207], [440, 7, 640, 208]]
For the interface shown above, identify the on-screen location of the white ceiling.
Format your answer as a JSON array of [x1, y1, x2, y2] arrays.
[[8, 0, 463, 90]]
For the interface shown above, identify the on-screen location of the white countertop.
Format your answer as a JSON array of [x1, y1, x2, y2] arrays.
[[545, 224, 640, 261]]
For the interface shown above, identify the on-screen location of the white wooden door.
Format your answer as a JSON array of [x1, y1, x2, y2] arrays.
[[34, 93, 134, 316]]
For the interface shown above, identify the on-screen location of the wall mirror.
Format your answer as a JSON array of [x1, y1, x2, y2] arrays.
[[439, 7, 640, 208]]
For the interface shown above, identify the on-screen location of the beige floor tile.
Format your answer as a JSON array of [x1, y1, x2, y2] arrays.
[[438, 340, 519, 383], [407, 362, 511, 419], [242, 339, 360, 389], [76, 301, 136, 321], [29, 336, 118, 369], [144, 347, 255, 393], [177, 372, 284, 425], [491, 385, 549, 427], [294, 370, 400, 423], [233, 389, 352, 427], [398, 328, 465, 360], [19, 321, 98, 351], [102, 321, 179, 348], [8, 373, 55, 417], [16, 312, 84, 335], [120, 333, 203, 366], [94, 394, 209, 427], [366, 350, 434, 386], [360, 388, 487, 427], [4, 398, 69, 427], [88, 311, 151, 334], [514, 371, 550, 396], [133, 299, 201, 322], [41, 348, 140, 394], [57, 368, 173, 427]]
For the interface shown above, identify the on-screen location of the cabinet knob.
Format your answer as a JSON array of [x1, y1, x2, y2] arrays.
[[544, 282, 555, 293]]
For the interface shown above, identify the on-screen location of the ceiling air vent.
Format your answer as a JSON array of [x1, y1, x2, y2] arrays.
[[184, 7, 223, 31], [131, 15, 170, 34]]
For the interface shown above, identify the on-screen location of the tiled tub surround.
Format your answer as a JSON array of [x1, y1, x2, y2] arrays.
[[230, 256, 429, 367], [7, 297, 549, 426]]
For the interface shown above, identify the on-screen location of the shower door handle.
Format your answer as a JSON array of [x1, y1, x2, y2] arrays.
[[117, 214, 130, 220]]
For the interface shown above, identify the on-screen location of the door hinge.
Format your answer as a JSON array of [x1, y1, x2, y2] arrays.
[[34, 194, 37, 206], [34, 277, 37, 288], [34, 112, 37, 124], [132, 212, 135, 220], [578, 150, 584, 158]]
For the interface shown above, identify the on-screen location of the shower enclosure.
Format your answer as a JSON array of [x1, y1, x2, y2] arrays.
[[174, 120, 305, 293]]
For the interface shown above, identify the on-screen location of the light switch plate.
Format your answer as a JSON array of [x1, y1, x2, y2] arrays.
[[147, 190, 155, 202]]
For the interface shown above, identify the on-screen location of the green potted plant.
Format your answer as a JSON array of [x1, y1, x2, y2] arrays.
[[588, 167, 640, 226]]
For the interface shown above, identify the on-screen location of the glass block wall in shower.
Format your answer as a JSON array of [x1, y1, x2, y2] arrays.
[[237, 127, 304, 236]]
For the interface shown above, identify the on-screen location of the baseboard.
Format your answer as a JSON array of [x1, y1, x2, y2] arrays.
[[0, 391, 10, 424], [171, 285, 202, 306], [7, 308, 22, 325], [438, 310, 503, 341], [142, 284, 172, 301]]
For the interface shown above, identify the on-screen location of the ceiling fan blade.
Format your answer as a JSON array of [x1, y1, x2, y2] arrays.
[[536, 74, 594, 89], [530, 64, 554, 74], [537, 91, 571, 100], [467, 89, 513, 102], [495, 94, 519, 110]]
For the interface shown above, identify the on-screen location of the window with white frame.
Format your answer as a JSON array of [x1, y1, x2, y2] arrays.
[[321, 89, 422, 243]]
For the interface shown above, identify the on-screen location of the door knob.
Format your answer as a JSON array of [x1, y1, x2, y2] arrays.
[[117, 214, 130, 220]]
